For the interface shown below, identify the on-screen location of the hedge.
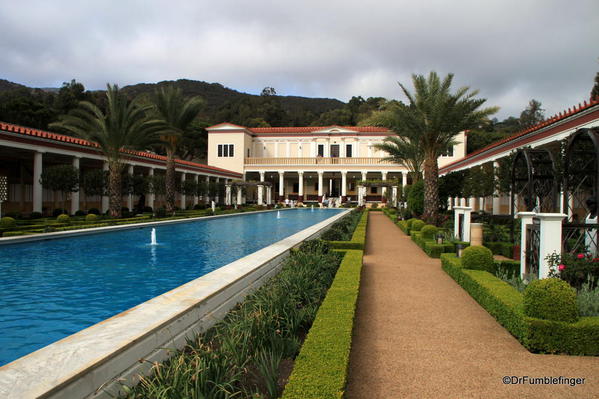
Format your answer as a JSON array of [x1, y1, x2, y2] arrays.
[[282, 249, 364, 399], [283, 209, 368, 397], [328, 210, 368, 250], [440, 253, 599, 355]]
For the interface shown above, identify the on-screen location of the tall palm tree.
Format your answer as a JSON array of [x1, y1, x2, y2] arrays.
[[153, 86, 204, 213], [380, 72, 498, 224], [50, 84, 164, 218]]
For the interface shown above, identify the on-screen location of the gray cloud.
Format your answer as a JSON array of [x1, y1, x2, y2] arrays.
[[0, 0, 597, 119]]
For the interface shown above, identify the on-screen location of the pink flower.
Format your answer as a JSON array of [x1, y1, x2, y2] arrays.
[[558, 264, 566, 271], [577, 253, 585, 259]]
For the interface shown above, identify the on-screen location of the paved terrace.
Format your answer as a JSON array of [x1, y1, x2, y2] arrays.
[[346, 212, 599, 399]]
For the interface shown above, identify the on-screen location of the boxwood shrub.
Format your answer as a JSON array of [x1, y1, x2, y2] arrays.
[[461, 245, 494, 272], [420, 224, 438, 239], [523, 278, 579, 323], [0, 216, 16, 229], [411, 219, 425, 232], [56, 214, 70, 224]]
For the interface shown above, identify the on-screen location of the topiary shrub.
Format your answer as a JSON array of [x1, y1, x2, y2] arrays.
[[0, 216, 16, 229], [462, 245, 494, 272], [523, 278, 578, 323], [411, 219, 425, 232], [56, 214, 70, 224], [85, 213, 98, 223], [88, 208, 100, 215], [420, 224, 438, 239]]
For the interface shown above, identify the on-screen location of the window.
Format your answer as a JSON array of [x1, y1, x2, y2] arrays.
[[371, 186, 378, 194], [346, 144, 353, 157], [217, 144, 234, 157], [330, 144, 340, 158], [441, 145, 454, 157], [317, 144, 324, 157]]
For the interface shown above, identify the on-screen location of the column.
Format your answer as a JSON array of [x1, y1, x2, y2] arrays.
[[71, 156, 81, 215], [402, 171, 408, 188], [147, 168, 155, 210], [101, 161, 109, 214], [257, 184, 264, 205], [237, 187, 243, 205], [361, 171, 367, 181], [278, 172, 285, 198], [225, 184, 232, 206], [537, 213, 567, 279], [127, 164, 134, 212], [298, 171, 304, 201], [180, 172, 187, 209], [193, 174, 199, 206], [392, 186, 398, 207], [453, 206, 472, 242], [33, 151, 43, 214], [266, 185, 272, 205], [517, 212, 536, 278], [341, 171, 347, 198], [317, 172, 324, 197], [479, 197, 484, 212]]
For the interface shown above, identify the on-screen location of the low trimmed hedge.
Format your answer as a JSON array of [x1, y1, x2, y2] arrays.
[[441, 253, 599, 355], [328, 210, 368, 250], [282, 249, 364, 399]]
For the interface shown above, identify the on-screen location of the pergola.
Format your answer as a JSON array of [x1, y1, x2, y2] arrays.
[[356, 179, 401, 207], [224, 180, 274, 206]]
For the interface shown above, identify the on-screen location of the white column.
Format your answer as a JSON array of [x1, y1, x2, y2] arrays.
[[392, 186, 398, 207], [126, 164, 134, 212], [33, 151, 43, 214], [402, 171, 408, 187], [266, 185, 272, 205], [448, 197, 453, 211], [537, 213, 567, 279], [358, 185, 365, 206], [70, 157, 81, 215], [257, 184, 264, 205], [180, 172, 187, 209], [259, 171, 265, 183], [317, 172, 324, 197], [278, 172, 285, 198], [453, 206, 472, 242], [193, 174, 199, 206], [361, 171, 367, 181], [236, 187, 243, 205], [341, 171, 347, 197], [147, 168, 155, 210], [225, 184, 232, 206], [101, 161, 109, 214], [298, 171, 304, 198], [517, 212, 536, 278]]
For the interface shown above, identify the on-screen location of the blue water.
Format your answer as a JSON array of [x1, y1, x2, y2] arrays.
[[0, 208, 342, 366]]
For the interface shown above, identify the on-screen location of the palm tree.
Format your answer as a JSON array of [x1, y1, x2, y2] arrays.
[[50, 84, 164, 218], [153, 86, 204, 213], [380, 72, 498, 224]]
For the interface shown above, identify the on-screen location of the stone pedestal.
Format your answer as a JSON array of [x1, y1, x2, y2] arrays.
[[516, 212, 536, 278], [537, 213, 567, 279], [470, 223, 483, 246], [453, 206, 472, 242]]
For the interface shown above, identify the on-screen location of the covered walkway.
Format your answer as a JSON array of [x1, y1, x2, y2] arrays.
[[346, 212, 599, 398]]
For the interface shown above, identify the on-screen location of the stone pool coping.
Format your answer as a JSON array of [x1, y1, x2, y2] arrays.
[[0, 208, 349, 399], [0, 207, 302, 245]]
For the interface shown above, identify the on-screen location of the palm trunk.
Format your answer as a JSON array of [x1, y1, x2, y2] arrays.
[[423, 155, 439, 225], [165, 148, 176, 214], [108, 162, 122, 218]]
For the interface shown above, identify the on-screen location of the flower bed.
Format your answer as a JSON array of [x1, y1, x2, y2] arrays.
[[441, 253, 599, 355]]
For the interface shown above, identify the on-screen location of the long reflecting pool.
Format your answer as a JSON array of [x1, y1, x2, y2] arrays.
[[0, 208, 343, 366]]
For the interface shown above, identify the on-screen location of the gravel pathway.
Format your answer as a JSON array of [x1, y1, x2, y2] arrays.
[[345, 212, 599, 399]]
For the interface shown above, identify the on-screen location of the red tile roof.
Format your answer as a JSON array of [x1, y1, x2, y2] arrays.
[[439, 97, 599, 173], [0, 121, 241, 177]]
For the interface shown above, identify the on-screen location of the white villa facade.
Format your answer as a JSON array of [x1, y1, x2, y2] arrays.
[[207, 123, 466, 205]]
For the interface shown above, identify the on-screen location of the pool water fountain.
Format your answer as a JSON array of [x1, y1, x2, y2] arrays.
[[276, 211, 281, 219], [150, 228, 157, 246]]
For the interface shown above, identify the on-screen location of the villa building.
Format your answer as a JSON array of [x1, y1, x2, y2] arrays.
[[207, 123, 466, 204]]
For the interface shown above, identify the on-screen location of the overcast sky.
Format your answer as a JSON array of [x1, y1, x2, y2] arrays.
[[1, 0, 597, 120]]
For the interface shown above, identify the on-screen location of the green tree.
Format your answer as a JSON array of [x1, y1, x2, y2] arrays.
[[39, 164, 79, 212], [153, 86, 204, 213], [387, 72, 498, 224], [591, 71, 599, 100], [519, 99, 544, 128], [50, 84, 164, 217]]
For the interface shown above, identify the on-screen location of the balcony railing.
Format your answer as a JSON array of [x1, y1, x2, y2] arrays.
[[244, 157, 393, 165]]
